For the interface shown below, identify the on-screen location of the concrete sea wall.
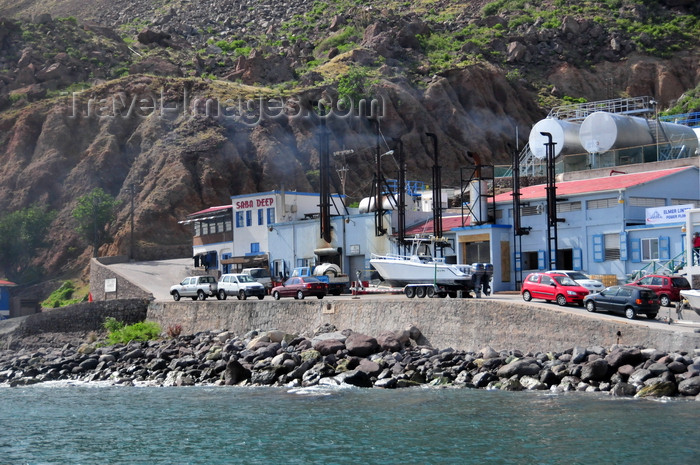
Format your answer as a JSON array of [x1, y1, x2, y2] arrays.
[[147, 299, 700, 354]]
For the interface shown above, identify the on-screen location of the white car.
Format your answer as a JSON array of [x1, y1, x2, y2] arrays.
[[545, 270, 605, 293], [218, 273, 266, 300]]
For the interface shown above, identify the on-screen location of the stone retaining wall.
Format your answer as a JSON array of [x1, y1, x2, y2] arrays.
[[17, 299, 149, 336], [147, 299, 700, 354], [89, 257, 152, 301]]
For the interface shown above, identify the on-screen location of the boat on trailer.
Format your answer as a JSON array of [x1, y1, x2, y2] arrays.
[[369, 236, 492, 298], [679, 289, 700, 316]]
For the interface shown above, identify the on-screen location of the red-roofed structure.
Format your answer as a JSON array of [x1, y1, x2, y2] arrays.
[[405, 216, 472, 236], [494, 166, 692, 203]]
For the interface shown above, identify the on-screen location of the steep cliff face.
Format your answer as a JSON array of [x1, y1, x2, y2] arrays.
[[0, 67, 542, 273], [0, 0, 699, 281]]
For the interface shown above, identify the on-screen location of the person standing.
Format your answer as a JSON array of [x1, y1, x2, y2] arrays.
[[693, 232, 700, 265]]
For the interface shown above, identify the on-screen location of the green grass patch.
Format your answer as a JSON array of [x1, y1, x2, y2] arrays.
[[103, 317, 162, 345], [42, 281, 84, 308]]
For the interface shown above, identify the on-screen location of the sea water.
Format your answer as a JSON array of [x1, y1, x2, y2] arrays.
[[1, 383, 698, 465]]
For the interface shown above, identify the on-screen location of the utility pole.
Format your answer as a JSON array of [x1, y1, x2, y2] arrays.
[[130, 184, 135, 260]]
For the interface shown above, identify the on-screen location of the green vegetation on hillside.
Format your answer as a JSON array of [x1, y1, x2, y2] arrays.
[[0, 204, 56, 283], [72, 188, 119, 257], [41, 281, 86, 308]]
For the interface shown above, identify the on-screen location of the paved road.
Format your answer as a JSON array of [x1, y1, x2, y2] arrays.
[[106, 259, 700, 334]]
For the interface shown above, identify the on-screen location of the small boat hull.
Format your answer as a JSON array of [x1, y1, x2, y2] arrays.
[[679, 289, 700, 316]]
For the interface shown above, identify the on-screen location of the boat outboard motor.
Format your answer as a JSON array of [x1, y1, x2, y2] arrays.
[[471, 263, 486, 298]]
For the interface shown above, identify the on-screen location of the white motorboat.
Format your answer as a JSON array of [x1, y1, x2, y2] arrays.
[[369, 252, 475, 288], [679, 289, 700, 316]]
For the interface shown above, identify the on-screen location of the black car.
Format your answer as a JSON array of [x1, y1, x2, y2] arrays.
[[583, 285, 660, 320]]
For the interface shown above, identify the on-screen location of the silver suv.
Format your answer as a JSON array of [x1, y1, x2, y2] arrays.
[[170, 276, 219, 301], [218, 273, 266, 300]]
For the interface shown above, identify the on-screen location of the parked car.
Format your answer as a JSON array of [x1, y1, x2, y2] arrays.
[[521, 272, 590, 306], [545, 270, 605, 293], [242, 267, 272, 292], [271, 276, 328, 300], [583, 285, 660, 319], [218, 273, 266, 300], [629, 274, 691, 307], [170, 275, 219, 301]]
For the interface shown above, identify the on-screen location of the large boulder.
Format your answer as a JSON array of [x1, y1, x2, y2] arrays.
[[314, 339, 345, 356], [345, 333, 379, 357], [376, 331, 403, 352], [605, 348, 644, 369], [581, 359, 610, 382], [677, 376, 700, 396], [497, 358, 541, 378]]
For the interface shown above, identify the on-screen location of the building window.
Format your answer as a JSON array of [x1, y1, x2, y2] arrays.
[[587, 198, 617, 209], [251, 243, 260, 253], [671, 199, 697, 207], [236, 211, 244, 228], [225, 220, 232, 231], [641, 238, 659, 261], [521, 206, 541, 216], [521, 251, 539, 270], [258, 209, 264, 225], [267, 207, 275, 224], [604, 233, 620, 261], [217, 221, 224, 233], [194, 222, 201, 236], [629, 197, 665, 207], [246, 210, 252, 227], [556, 201, 581, 213], [201, 222, 209, 235]]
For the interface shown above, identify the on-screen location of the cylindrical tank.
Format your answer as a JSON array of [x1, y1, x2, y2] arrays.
[[579, 112, 653, 153], [580, 111, 699, 155], [358, 196, 394, 214], [468, 180, 488, 223], [528, 118, 585, 159]]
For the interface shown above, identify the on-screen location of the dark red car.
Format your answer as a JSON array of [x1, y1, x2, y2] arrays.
[[271, 276, 328, 300], [629, 274, 690, 307], [521, 272, 590, 306]]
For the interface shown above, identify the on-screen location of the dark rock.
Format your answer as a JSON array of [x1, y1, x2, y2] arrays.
[[610, 382, 637, 396], [340, 369, 372, 388], [581, 359, 609, 382], [345, 333, 379, 357], [356, 359, 382, 377], [677, 376, 700, 396], [313, 339, 345, 356], [224, 359, 251, 385], [137, 28, 171, 46], [497, 358, 541, 378], [606, 348, 643, 369], [376, 331, 403, 352]]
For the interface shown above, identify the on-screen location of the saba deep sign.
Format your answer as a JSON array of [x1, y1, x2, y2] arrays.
[[645, 204, 693, 225]]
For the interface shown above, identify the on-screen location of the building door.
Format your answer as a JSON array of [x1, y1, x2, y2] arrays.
[[349, 256, 367, 284]]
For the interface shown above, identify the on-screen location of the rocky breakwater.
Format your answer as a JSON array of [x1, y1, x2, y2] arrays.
[[2, 324, 700, 400]]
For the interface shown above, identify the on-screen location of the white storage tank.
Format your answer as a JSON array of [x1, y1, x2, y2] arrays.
[[579, 111, 698, 155], [528, 118, 585, 159], [358, 195, 395, 214], [579, 112, 653, 153]]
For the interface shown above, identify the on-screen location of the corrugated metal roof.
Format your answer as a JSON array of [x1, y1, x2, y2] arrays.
[[405, 215, 472, 236], [494, 166, 694, 203], [186, 205, 232, 218]]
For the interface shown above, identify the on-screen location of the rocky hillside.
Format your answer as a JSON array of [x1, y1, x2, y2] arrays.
[[0, 0, 699, 283]]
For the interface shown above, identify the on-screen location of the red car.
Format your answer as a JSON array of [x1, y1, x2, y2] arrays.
[[271, 276, 328, 300], [629, 274, 690, 307], [521, 272, 590, 306]]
